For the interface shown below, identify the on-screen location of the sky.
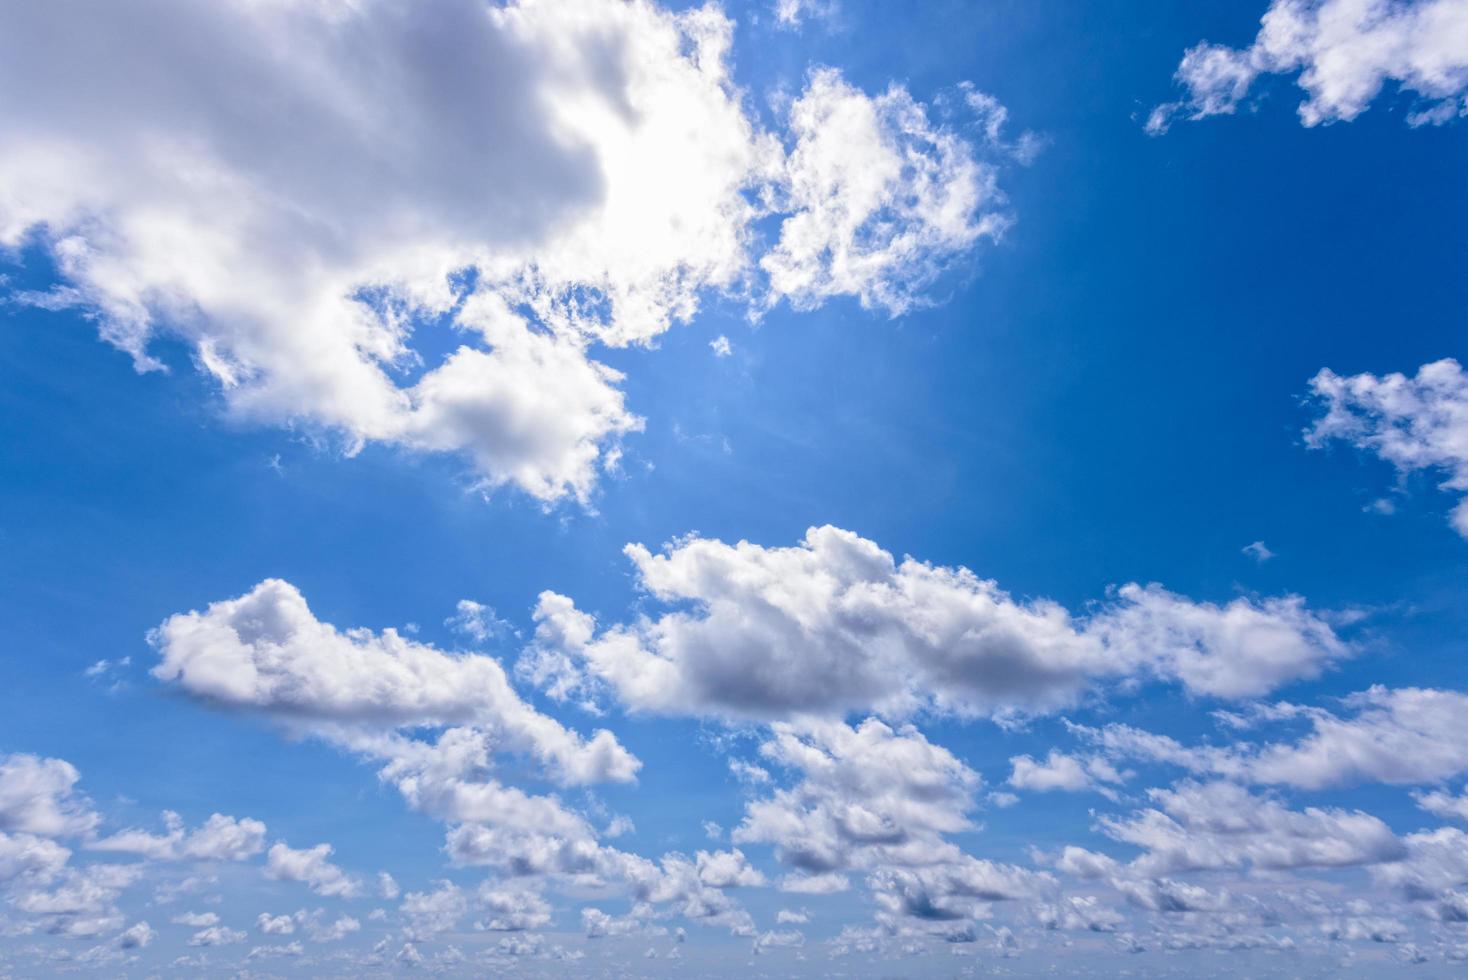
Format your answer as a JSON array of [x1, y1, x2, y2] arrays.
[[1, 0, 1467, 975]]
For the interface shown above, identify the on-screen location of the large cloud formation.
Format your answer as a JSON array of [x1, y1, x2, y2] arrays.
[[1149, 0, 1468, 132], [0, 0, 1019, 504], [520, 525, 1348, 719]]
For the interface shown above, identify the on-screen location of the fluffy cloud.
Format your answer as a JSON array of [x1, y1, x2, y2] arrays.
[[187, 924, 247, 947], [1008, 751, 1122, 799], [522, 526, 1347, 720], [1095, 781, 1406, 876], [1417, 787, 1468, 822], [0, 0, 1021, 504], [256, 913, 294, 936], [90, 812, 266, 863], [1076, 687, 1468, 790], [401, 881, 469, 940], [117, 921, 155, 950], [264, 842, 362, 899], [760, 69, 1008, 315], [1306, 358, 1468, 537], [152, 578, 638, 786], [733, 719, 984, 875], [151, 581, 778, 942], [476, 886, 552, 932], [0, 754, 99, 838], [1150, 0, 1468, 132], [0, 753, 283, 945], [732, 719, 1050, 936]]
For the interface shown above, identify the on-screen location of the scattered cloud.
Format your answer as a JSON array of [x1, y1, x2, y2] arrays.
[[1149, 0, 1468, 133]]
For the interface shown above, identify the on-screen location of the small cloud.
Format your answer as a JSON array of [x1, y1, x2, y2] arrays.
[[445, 599, 515, 644], [603, 814, 635, 838], [702, 820, 723, 841], [1241, 540, 1274, 563], [709, 335, 732, 357], [728, 758, 770, 785], [1364, 498, 1396, 516], [772, 0, 837, 30]]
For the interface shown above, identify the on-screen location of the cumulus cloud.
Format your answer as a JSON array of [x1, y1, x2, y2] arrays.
[[264, 842, 362, 899], [117, 920, 155, 949], [1416, 786, 1468, 822], [151, 581, 778, 943], [760, 68, 1008, 316], [476, 886, 553, 932], [256, 912, 294, 936], [0, 0, 1022, 504], [522, 525, 1347, 720], [90, 812, 266, 863], [1008, 751, 1122, 799], [1306, 358, 1468, 537], [0, 754, 99, 838], [1075, 687, 1468, 790], [732, 718, 1050, 936], [1149, 0, 1468, 133], [151, 578, 639, 786], [187, 924, 247, 947], [1095, 781, 1406, 876]]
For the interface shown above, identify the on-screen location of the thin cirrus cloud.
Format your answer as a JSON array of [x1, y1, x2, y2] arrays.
[[0, 0, 1022, 505], [1148, 0, 1468, 133], [518, 524, 1349, 720]]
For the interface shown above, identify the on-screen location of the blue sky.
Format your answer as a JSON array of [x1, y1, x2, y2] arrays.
[[2, 0, 1468, 975]]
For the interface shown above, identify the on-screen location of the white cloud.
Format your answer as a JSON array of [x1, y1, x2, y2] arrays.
[[695, 849, 766, 889], [247, 941, 304, 959], [1008, 751, 1121, 799], [1307, 358, 1468, 537], [1416, 786, 1468, 822], [1242, 540, 1275, 563], [732, 718, 1050, 934], [0, 754, 99, 838], [90, 812, 266, 863], [709, 335, 732, 357], [0, 0, 1021, 504], [1150, 0, 1468, 132], [754, 927, 804, 952], [778, 871, 849, 894], [773, 0, 838, 29], [444, 599, 511, 645], [171, 911, 219, 928], [256, 912, 294, 936], [152, 578, 639, 786], [1075, 687, 1468, 790], [303, 912, 361, 943], [1247, 687, 1468, 788], [401, 881, 471, 940], [187, 924, 247, 947], [117, 921, 155, 949], [761, 69, 1008, 316], [476, 886, 552, 932], [1095, 781, 1406, 876], [522, 525, 1347, 720], [264, 842, 362, 899]]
